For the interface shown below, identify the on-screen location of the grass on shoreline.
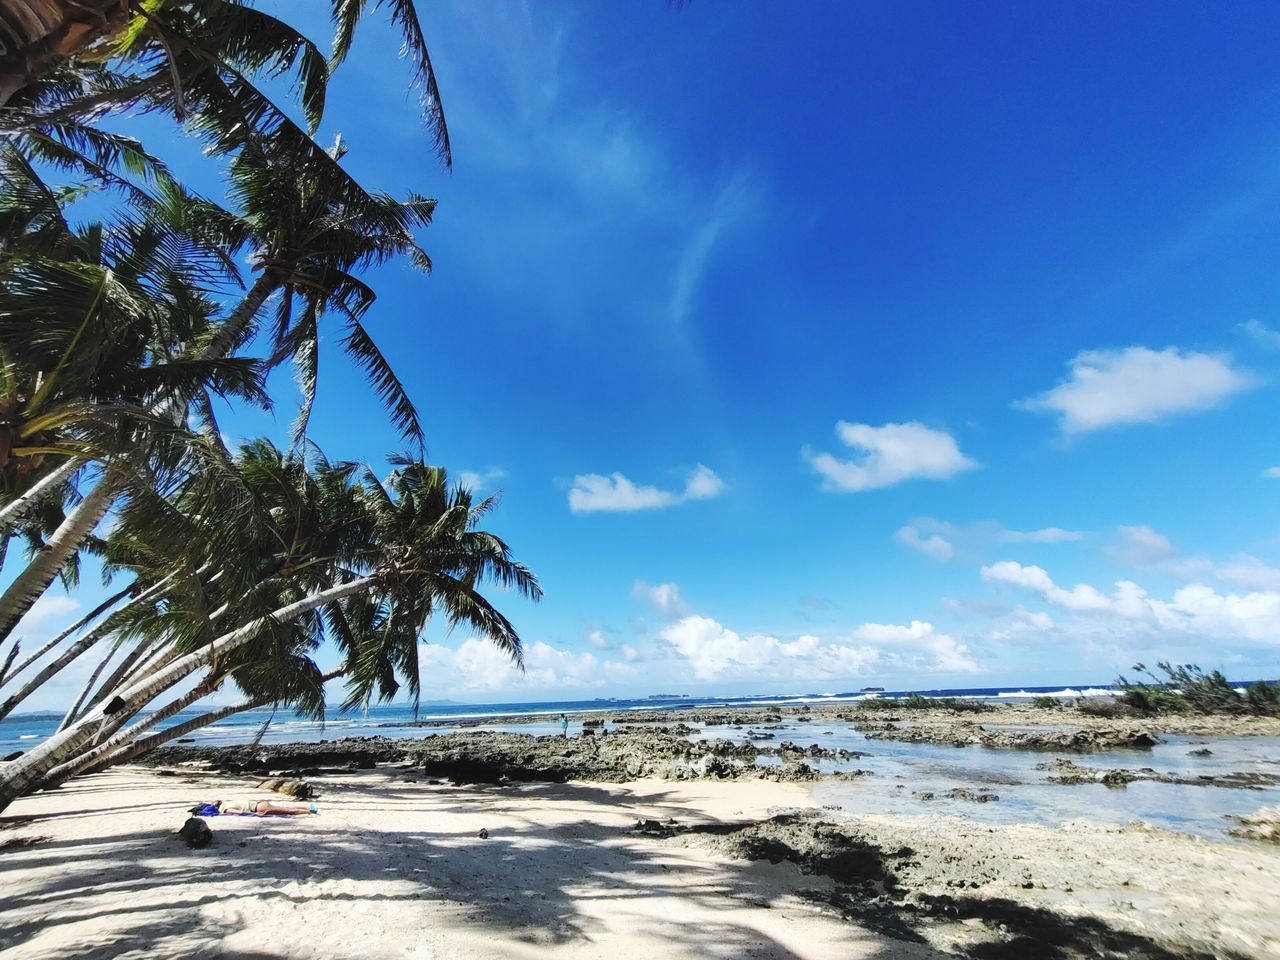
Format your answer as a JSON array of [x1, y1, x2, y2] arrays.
[[1115, 663, 1280, 717]]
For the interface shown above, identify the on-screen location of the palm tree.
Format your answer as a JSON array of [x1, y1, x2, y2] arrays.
[[0, 0, 451, 165], [0, 445, 538, 810]]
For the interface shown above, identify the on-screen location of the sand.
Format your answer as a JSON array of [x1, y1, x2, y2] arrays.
[[4, 764, 1279, 959], [0, 766, 938, 960]]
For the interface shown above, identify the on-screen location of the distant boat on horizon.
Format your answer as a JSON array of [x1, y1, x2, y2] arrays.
[[860, 687, 885, 695], [647, 693, 688, 700]]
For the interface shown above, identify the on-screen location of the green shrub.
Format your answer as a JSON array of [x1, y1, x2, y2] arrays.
[[1115, 663, 1278, 716], [1031, 695, 1060, 709], [1246, 681, 1280, 714]]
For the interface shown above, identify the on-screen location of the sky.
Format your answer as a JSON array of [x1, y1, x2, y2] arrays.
[[12, 1, 1280, 709]]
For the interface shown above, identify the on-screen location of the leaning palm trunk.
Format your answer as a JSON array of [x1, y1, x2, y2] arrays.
[[82, 667, 346, 774], [0, 472, 119, 646], [64, 640, 155, 728], [0, 574, 376, 812], [38, 671, 224, 791], [0, 576, 168, 722], [55, 638, 125, 732], [0, 458, 80, 532], [0, 1, 129, 109], [1, 583, 133, 690], [199, 273, 277, 364]]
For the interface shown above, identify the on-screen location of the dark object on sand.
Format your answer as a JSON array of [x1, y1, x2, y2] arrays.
[[1188, 748, 1213, 757], [178, 817, 213, 849], [2, 750, 22, 762], [477, 828, 489, 839], [256, 777, 314, 799]]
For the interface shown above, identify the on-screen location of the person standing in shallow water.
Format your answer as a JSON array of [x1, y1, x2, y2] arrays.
[[560, 714, 569, 737]]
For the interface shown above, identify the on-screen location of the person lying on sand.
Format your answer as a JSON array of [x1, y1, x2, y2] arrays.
[[190, 799, 317, 817]]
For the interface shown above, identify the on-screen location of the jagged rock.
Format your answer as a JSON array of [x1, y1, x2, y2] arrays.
[[1226, 806, 1280, 844], [1038, 758, 1280, 789]]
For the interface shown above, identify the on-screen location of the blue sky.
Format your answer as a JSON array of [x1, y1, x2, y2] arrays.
[[15, 1, 1280, 707]]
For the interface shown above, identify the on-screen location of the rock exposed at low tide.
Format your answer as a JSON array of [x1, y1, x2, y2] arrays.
[[1226, 806, 1280, 843], [858, 720, 1162, 751], [149, 729, 871, 785], [1037, 758, 1280, 789]]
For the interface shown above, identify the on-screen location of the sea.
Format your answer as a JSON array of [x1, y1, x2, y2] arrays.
[[5, 682, 1278, 841]]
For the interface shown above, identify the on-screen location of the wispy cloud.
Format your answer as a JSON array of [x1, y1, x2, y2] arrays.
[[568, 464, 725, 513], [457, 467, 505, 492], [1238, 319, 1280, 349], [633, 580, 687, 617]]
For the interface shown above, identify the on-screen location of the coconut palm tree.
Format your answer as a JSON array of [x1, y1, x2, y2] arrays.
[[0, 444, 538, 810], [0, 0, 450, 165]]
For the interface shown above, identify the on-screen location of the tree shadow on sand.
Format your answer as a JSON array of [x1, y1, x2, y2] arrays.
[[0, 771, 1258, 960]]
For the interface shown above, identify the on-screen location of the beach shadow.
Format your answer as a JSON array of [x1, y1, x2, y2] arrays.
[[0, 771, 953, 960], [5, 768, 1250, 960]]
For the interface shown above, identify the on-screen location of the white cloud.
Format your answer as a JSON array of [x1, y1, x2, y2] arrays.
[[1017, 346, 1256, 434], [806, 421, 978, 493], [1238, 319, 1280, 349], [981, 561, 1116, 612], [568, 464, 724, 513], [849, 620, 981, 674], [421, 638, 636, 692], [584, 630, 609, 649], [980, 560, 1280, 645], [894, 525, 954, 561], [457, 467, 505, 492], [1263, 467, 1280, 479], [1108, 525, 1177, 566], [632, 581, 686, 617], [12, 594, 79, 636], [659, 614, 978, 683]]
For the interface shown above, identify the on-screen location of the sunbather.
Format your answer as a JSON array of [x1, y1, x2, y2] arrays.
[[190, 798, 317, 817]]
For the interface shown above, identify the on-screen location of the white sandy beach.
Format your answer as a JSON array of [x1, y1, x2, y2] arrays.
[[0, 767, 934, 960], [3, 764, 1280, 959]]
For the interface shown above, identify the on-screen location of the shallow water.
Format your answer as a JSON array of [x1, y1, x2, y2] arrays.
[[695, 719, 1280, 841]]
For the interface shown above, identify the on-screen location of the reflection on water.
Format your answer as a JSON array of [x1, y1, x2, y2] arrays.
[[697, 720, 1280, 841]]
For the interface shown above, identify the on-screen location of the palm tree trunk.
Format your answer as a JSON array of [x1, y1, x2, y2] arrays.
[[0, 577, 165, 722], [82, 668, 346, 773], [0, 458, 80, 531], [65, 641, 152, 727], [55, 639, 123, 732], [200, 272, 277, 363], [1, 583, 132, 689], [39, 671, 224, 790], [0, 1, 130, 111], [0, 471, 119, 647], [0, 574, 376, 812]]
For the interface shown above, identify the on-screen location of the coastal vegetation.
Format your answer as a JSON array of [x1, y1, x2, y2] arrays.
[[1116, 663, 1280, 717], [0, 2, 539, 812]]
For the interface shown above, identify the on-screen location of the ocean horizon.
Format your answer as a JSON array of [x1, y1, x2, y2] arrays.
[[2, 680, 1244, 755]]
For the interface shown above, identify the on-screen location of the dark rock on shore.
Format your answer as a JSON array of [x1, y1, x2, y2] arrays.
[[152, 736, 404, 774], [914, 788, 999, 802], [1226, 806, 1280, 844], [1038, 758, 1280, 789], [859, 720, 1162, 751], [151, 729, 870, 785]]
